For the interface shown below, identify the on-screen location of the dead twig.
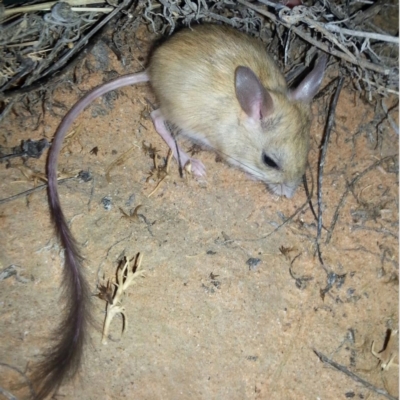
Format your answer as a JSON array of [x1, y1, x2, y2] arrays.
[[313, 349, 398, 400], [234, 189, 313, 243], [351, 224, 398, 239], [39, 0, 132, 80], [119, 205, 143, 222], [0, 386, 17, 400], [147, 149, 173, 197], [237, 0, 394, 76], [0, 176, 77, 205], [323, 25, 399, 45], [0, 362, 36, 398], [325, 156, 396, 244], [3, 0, 112, 16], [316, 76, 345, 269], [371, 329, 399, 371], [105, 145, 137, 184]]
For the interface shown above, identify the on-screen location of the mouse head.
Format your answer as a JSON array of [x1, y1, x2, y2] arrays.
[[234, 55, 327, 198]]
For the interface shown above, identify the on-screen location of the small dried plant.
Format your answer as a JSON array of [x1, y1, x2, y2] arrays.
[[99, 253, 145, 345]]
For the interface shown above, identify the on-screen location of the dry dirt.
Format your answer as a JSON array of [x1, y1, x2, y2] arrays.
[[0, 27, 398, 400]]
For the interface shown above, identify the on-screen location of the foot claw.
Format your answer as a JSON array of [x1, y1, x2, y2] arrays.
[[187, 159, 206, 177]]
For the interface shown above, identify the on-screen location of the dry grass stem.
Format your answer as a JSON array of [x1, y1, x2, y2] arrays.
[[105, 145, 137, 183], [147, 149, 173, 197], [101, 254, 145, 345], [3, 0, 110, 17]]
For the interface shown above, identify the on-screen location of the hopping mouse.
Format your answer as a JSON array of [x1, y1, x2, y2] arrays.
[[32, 24, 326, 398]]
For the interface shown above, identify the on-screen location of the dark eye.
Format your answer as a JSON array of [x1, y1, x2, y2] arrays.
[[262, 153, 279, 169]]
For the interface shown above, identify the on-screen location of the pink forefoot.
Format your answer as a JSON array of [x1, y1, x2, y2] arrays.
[[150, 109, 206, 177]]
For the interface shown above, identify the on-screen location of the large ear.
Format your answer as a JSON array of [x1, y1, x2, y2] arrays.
[[235, 66, 274, 121], [289, 54, 328, 103]]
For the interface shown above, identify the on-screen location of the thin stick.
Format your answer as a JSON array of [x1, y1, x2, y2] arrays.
[[303, 166, 326, 229], [3, 0, 108, 16], [313, 350, 398, 400], [325, 156, 395, 244], [282, 12, 357, 62], [316, 76, 345, 267], [381, 100, 399, 135], [257, 0, 282, 10], [0, 41, 39, 48], [235, 192, 312, 243], [70, 7, 113, 13], [39, 0, 132, 80], [0, 17, 104, 101], [324, 24, 399, 44], [237, 0, 392, 75], [0, 177, 77, 205], [0, 362, 36, 398], [351, 224, 398, 239]]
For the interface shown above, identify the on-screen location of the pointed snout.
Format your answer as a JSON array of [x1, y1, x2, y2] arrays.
[[267, 182, 299, 198]]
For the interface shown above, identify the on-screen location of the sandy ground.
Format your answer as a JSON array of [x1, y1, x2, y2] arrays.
[[0, 26, 398, 400]]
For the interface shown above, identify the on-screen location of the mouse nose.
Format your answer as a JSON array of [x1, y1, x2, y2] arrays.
[[267, 182, 299, 198], [283, 184, 298, 198]]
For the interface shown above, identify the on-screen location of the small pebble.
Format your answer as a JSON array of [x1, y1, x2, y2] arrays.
[[102, 196, 112, 211], [247, 257, 261, 271]]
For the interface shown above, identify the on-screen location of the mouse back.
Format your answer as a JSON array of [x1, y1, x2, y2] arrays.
[[148, 25, 287, 135]]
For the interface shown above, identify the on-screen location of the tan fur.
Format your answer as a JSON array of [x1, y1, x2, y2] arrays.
[[149, 25, 313, 197]]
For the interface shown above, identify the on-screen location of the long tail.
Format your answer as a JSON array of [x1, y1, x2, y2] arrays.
[[33, 71, 149, 399]]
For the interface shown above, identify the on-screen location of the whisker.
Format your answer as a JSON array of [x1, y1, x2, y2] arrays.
[[176, 137, 286, 186], [173, 132, 260, 175]]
